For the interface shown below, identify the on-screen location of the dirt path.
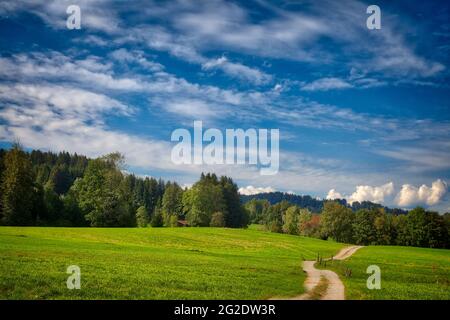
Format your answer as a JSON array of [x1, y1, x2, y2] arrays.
[[291, 245, 363, 300]]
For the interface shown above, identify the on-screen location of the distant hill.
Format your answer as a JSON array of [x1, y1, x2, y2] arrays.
[[240, 191, 408, 214]]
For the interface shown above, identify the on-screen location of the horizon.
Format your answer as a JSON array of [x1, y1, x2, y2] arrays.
[[0, 145, 428, 213]]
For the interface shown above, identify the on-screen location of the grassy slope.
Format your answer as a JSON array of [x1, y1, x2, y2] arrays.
[[322, 246, 450, 300], [0, 226, 344, 300]]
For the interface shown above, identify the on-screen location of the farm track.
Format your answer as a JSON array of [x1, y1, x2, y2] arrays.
[[296, 245, 363, 300], [270, 245, 363, 300]]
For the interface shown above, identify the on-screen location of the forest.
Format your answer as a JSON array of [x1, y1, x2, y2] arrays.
[[0, 145, 448, 249], [245, 198, 450, 248], [241, 192, 408, 214], [0, 145, 247, 228]]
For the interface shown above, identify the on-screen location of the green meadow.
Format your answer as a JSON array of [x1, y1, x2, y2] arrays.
[[322, 245, 450, 300], [0, 226, 344, 300], [2, 226, 449, 300]]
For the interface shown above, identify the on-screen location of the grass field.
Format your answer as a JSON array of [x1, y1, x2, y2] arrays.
[[321, 246, 450, 300], [0, 226, 345, 300]]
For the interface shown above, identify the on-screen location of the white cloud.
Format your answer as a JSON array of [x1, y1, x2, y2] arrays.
[[328, 180, 448, 207], [0, 0, 121, 34], [0, 53, 143, 91], [375, 146, 450, 171], [326, 189, 344, 200], [121, 25, 272, 85], [0, 83, 174, 172], [0, 82, 415, 204], [0, 2, 448, 210], [370, 43, 445, 78], [0, 84, 132, 122], [238, 186, 276, 195], [396, 179, 447, 207], [0, 52, 260, 120], [272, 84, 283, 93], [202, 56, 272, 85], [110, 49, 164, 72], [0, 86, 369, 195], [353, 78, 387, 89], [4, 0, 444, 82], [162, 99, 220, 119], [73, 35, 110, 47], [327, 182, 394, 204], [163, 0, 443, 80], [348, 182, 395, 204], [301, 77, 353, 91], [171, 0, 330, 61]]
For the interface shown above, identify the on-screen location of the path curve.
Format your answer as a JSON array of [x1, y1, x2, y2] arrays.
[[292, 245, 363, 300]]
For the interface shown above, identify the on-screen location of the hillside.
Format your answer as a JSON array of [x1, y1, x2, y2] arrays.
[[319, 245, 450, 300], [0, 226, 345, 299]]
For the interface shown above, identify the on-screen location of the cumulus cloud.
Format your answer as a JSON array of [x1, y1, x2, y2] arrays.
[[396, 179, 447, 207], [327, 182, 394, 204], [348, 182, 395, 204], [301, 77, 353, 91], [327, 180, 448, 207], [326, 189, 344, 200], [238, 186, 276, 195]]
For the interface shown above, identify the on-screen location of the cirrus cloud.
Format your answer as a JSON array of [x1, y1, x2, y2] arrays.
[[301, 77, 353, 91]]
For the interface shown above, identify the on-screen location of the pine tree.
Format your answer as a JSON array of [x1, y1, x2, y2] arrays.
[[220, 176, 248, 228], [0, 144, 36, 225]]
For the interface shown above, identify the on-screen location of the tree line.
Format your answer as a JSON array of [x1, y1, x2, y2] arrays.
[[0, 145, 248, 228], [1, 145, 448, 249], [245, 198, 450, 249], [241, 191, 408, 214]]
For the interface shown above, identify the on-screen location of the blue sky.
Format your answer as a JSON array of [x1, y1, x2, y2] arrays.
[[0, 0, 449, 211]]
